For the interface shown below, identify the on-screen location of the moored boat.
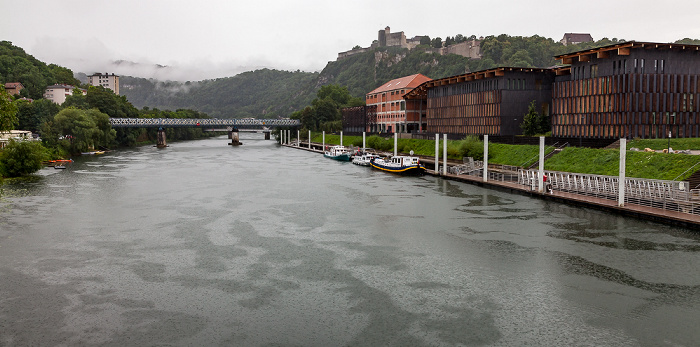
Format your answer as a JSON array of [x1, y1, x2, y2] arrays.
[[324, 145, 352, 161], [352, 152, 380, 166], [370, 152, 425, 175]]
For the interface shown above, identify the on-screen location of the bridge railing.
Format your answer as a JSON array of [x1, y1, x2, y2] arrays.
[[109, 118, 300, 128]]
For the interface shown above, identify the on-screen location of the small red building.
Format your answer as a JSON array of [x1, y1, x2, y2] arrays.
[[4, 82, 24, 96]]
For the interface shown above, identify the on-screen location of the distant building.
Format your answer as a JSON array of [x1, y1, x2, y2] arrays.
[[560, 33, 594, 46], [4, 82, 24, 95], [337, 27, 482, 61], [366, 73, 433, 133], [0, 130, 33, 149], [88, 73, 120, 95], [552, 41, 700, 139], [404, 67, 554, 136], [44, 84, 86, 105]]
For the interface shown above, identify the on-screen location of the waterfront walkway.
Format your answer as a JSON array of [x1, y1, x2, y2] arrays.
[[284, 142, 700, 229]]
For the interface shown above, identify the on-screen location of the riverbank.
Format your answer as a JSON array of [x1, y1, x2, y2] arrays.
[[285, 142, 700, 230]]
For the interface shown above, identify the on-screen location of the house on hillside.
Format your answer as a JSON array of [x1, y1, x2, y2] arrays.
[[4, 82, 24, 95], [560, 33, 594, 46], [87, 73, 120, 95], [44, 84, 86, 104], [366, 73, 433, 133]]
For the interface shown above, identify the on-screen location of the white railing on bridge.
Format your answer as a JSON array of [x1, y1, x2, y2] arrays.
[[109, 118, 300, 128]]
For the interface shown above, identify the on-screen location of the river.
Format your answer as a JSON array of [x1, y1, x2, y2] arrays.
[[1, 134, 699, 346]]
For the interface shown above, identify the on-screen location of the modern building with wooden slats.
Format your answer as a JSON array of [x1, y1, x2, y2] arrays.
[[403, 67, 554, 136], [552, 41, 700, 139]]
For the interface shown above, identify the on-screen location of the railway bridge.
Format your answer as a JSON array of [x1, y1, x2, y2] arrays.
[[109, 118, 300, 147]]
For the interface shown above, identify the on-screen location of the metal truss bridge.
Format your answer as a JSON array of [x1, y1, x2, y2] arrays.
[[109, 118, 300, 129]]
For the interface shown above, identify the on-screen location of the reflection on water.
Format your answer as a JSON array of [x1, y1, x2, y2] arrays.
[[0, 134, 699, 346]]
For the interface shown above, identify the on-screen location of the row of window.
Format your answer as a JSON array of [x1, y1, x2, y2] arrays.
[[426, 124, 501, 136], [553, 123, 691, 139], [554, 92, 697, 114], [555, 74, 699, 97], [570, 59, 667, 80], [554, 111, 693, 126]]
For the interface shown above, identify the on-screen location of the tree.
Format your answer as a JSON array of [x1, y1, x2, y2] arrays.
[[0, 85, 18, 132], [431, 37, 443, 48], [420, 36, 431, 46], [0, 139, 46, 177], [521, 100, 550, 136], [51, 108, 115, 154], [16, 98, 59, 133]]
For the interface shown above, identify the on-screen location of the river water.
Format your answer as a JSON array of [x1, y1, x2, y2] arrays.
[[1, 134, 699, 346]]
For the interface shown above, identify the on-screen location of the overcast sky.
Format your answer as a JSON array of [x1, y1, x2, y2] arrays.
[[4, 0, 700, 81]]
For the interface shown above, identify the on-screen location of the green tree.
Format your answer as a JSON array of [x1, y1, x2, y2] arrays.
[[0, 139, 46, 177], [431, 37, 443, 48], [16, 98, 59, 133], [51, 108, 115, 154], [521, 100, 549, 136], [0, 85, 18, 131]]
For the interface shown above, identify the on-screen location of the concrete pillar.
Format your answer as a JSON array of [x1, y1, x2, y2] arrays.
[[394, 132, 398, 156], [308, 130, 311, 149], [363, 132, 366, 152], [264, 131, 270, 140], [229, 129, 241, 146], [538, 136, 545, 192], [297, 130, 300, 146], [323, 131, 325, 152], [618, 138, 627, 207], [435, 134, 439, 174], [157, 128, 167, 148], [483, 135, 489, 182], [340, 131, 343, 147], [443, 134, 447, 176]]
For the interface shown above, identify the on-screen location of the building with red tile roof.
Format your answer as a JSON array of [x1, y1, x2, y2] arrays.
[[366, 74, 432, 133], [4, 82, 24, 96]]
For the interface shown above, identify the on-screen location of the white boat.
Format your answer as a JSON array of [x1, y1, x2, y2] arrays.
[[324, 145, 352, 161], [370, 151, 425, 175], [352, 152, 380, 166]]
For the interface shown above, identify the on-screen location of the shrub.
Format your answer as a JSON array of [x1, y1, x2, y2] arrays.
[[0, 140, 47, 177]]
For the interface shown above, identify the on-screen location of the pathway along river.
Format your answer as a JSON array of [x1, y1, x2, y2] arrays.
[[1, 134, 699, 346]]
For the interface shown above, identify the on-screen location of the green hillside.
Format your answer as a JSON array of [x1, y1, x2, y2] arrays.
[[0, 41, 81, 99]]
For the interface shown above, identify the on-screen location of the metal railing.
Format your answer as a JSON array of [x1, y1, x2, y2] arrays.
[[109, 118, 300, 128]]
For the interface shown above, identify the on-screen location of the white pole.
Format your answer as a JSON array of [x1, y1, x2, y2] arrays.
[[618, 138, 627, 207], [363, 132, 366, 152], [443, 134, 447, 176], [287, 130, 290, 145], [394, 132, 398, 156], [538, 136, 545, 193], [483, 135, 489, 182], [322, 131, 325, 152], [308, 130, 311, 149], [297, 130, 300, 147], [435, 134, 439, 174], [281, 129, 284, 145], [340, 131, 343, 147]]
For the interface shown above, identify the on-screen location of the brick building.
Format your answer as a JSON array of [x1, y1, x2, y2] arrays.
[[366, 74, 432, 133]]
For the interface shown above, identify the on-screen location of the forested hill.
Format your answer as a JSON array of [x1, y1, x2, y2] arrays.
[[119, 69, 319, 118]]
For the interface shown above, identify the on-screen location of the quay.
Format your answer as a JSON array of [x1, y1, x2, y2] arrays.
[[281, 139, 700, 230]]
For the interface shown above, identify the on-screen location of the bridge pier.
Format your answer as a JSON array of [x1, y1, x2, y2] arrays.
[[264, 131, 270, 140], [228, 128, 242, 146], [157, 128, 167, 148]]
